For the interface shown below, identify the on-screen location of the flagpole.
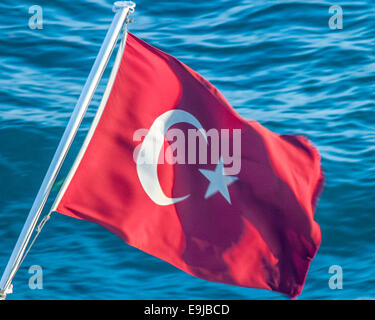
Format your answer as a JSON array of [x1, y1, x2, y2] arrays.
[[0, 1, 135, 299]]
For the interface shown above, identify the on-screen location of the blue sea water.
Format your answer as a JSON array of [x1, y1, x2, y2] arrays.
[[0, 0, 374, 300]]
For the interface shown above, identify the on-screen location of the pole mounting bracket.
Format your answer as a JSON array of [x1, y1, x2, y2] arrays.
[[113, 1, 136, 13]]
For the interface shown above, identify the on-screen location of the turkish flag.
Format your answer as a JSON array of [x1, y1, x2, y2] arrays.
[[55, 33, 323, 298]]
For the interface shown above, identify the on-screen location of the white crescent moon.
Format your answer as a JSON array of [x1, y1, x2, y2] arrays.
[[136, 110, 207, 206]]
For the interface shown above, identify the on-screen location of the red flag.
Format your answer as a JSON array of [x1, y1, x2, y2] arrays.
[[55, 33, 323, 298]]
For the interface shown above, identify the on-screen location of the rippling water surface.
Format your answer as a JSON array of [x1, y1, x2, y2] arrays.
[[0, 0, 374, 299]]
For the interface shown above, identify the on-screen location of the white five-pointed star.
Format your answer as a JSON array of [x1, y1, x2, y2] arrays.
[[199, 159, 238, 204]]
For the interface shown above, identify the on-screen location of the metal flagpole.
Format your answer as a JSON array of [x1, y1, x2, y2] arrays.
[[0, 1, 135, 299]]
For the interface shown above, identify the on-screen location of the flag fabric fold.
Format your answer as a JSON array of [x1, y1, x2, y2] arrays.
[[55, 33, 323, 298]]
